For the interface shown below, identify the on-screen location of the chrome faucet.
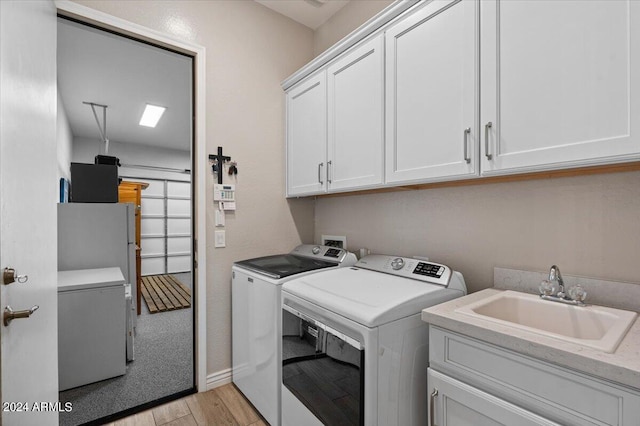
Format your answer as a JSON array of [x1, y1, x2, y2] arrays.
[[548, 265, 565, 297], [539, 265, 587, 306]]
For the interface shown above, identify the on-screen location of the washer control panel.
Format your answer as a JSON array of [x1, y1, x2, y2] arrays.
[[355, 254, 452, 286]]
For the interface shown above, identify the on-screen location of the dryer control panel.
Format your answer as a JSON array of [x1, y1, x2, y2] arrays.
[[290, 244, 358, 264], [355, 255, 452, 287]]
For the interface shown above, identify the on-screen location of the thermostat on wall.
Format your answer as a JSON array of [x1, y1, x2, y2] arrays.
[[321, 235, 347, 249]]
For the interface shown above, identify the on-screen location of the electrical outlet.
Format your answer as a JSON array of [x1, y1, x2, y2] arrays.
[[215, 230, 226, 248]]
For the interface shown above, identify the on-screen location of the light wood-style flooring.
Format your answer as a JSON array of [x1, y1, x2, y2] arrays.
[[103, 384, 266, 426]]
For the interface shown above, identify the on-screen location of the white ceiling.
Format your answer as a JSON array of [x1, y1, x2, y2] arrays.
[[255, 0, 350, 30], [57, 18, 192, 152]]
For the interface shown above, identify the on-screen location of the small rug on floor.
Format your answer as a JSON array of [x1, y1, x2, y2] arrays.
[[141, 274, 191, 313]]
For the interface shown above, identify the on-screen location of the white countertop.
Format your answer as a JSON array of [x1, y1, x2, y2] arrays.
[[422, 288, 640, 391]]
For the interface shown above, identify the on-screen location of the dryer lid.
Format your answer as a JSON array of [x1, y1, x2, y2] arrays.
[[282, 267, 464, 327]]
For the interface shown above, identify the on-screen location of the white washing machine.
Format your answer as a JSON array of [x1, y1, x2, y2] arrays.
[[281, 254, 467, 426], [232, 245, 357, 425]]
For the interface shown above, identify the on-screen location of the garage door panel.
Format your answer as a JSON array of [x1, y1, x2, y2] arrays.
[[168, 218, 190, 235], [141, 217, 165, 236], [142, 198, 164, 215], [168, 199, 190, 216], [142, 238, 165, 256], [141, 257, 165, 276], [167, 181, 190, 198], [141, 179, 165, 197], [138, 178, 192, 276], [168, 255, 191, 274], [168, 237, 191, 254]]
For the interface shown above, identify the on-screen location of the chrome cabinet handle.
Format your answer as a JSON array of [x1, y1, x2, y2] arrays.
[[463, 128, 471, 164], [484, 121, 493, 160], [327, 160, 333, 184], [318, 162, 324, 184], [3, 305, 39, 326], [3, 267, 28, 285], [430, 388, 438, 426]]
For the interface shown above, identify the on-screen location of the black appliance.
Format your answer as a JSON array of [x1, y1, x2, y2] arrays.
[[70, 162, 118, 203]]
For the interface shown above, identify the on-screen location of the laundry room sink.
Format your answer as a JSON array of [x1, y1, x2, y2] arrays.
[[455, 290, 637, 353]]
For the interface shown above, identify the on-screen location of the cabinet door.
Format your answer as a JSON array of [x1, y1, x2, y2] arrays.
[[385, 0, 478, 185], [428, 369, 560, 426], [286, 71, 327, 196], [327, 34, 384, 191], [481, 0, 640, 175]]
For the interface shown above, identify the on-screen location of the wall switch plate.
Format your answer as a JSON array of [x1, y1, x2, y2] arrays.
[[215, 230, 226, 248], [215, 209, 225, 227]]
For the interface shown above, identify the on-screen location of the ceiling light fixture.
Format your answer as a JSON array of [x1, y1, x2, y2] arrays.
[[139, 104, 166, 128]]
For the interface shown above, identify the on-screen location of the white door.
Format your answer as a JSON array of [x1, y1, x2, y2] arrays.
[[286, 71, 327, 197], [481, 0, 640, 175], [327, 34, 384, 192], [428, 369, 560, 426], [385, 0, 478, 185], [0, 1, 59, 425]]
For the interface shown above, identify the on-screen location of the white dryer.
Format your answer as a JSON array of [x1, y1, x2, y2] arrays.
[[281, 254, 467, 426], [232, 245, 356, 425]]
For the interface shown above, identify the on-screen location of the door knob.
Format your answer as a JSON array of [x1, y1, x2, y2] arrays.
[[3, 267, 28, 285], [3, 305, 39, 326]]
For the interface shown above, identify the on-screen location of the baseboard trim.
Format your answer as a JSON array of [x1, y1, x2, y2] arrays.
[[206, 368, 232, 390]]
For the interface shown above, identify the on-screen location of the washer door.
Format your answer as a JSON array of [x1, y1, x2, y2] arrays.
[[282, 305, 364, 425]]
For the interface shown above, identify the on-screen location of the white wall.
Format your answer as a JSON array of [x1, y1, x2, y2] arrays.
[[57, 91, 73, 184], [73, 137, 190, 182], [70, 0, 316, 380]]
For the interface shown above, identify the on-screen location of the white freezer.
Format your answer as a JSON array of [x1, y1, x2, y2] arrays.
[[58, 268, 127, 391]]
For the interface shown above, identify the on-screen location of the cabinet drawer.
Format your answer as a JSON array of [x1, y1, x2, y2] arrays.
[[429, 326, 640, 426], [428, 368, 560, 426]]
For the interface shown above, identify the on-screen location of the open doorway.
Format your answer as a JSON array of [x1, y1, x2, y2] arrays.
[[56, 17, 196, 425]]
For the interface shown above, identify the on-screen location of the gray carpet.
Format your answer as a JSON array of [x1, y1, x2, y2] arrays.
[[59, 272, 194, 426]]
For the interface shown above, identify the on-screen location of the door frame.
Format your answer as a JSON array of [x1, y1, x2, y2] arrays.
[[55, 0, 207, 392]]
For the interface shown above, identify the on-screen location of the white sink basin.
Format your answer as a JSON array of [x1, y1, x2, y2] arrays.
[[455, 290, 637, 353]]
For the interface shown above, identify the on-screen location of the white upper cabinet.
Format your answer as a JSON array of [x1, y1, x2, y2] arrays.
[[481, 0, 640, 175], [385, 0, 478, 184], [327, 34, 384, 192], [284, 0, 640, 196], [286, 71, 327, 197]]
